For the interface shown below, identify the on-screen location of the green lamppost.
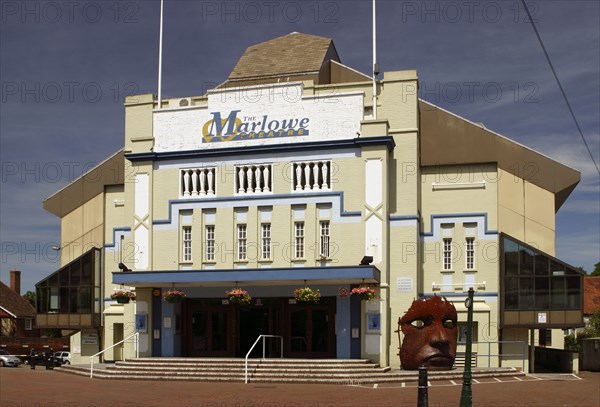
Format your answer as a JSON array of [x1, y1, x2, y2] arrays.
[[460, 287, 475, 407]]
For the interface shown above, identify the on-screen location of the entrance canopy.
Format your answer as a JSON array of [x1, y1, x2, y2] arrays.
[[113, 266, 380, 288]]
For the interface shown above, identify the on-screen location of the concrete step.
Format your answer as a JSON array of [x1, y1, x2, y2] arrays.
[[57, 362, 525, 385]]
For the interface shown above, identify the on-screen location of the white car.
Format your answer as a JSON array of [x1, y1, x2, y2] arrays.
[[53, 351, 71, 365], [0, 349, 21, 367]]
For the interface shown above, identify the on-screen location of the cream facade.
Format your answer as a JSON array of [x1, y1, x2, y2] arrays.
[[37, 33, 582, 371]]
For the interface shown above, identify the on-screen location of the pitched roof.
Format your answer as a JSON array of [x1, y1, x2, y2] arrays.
[[227, 32, 339, 81], [584, 277, 600, 315], [0, 282, 36, 318]]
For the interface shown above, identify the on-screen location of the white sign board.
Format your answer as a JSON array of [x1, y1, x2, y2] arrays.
[[153, 83, 363, 152], [397, 277, 413, 293], [537, 312, 547, 324]]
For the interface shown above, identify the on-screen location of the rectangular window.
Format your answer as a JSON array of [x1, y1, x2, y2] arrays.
[[24, 318, 33, 331], [443, 238, 452, 270], [294, 222, 305, 259], [539, 329, 552, 347], [182, 226, 192, 262], [466, 237, 475, 270], [319, 220, 330, 258], [205, 225, 215, 261], [237, 224, 247, 261], [261, 223, 271, 260]]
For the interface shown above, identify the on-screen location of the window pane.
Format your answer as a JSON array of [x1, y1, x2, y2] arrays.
[[37, 287, 47, 313], [550, 260, 565, 277], [79, 287, 92, 313], [519, 246, 534, 276], [505, 277, 519, 309], [551, 276, 566, 309], [519, 277, 534, 309], [534, 254, 549, 276], [81, 256, 93, 285], [534, 277, 550, 309], [70, 263, 81, 286], [59, 287, 69, 313], [566, 276, 581, 309], [504, 238, 519, 276], [69, 288, 78, 313]]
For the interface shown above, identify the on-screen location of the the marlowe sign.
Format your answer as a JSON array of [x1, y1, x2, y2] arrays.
[[153, 83, 363, 152]]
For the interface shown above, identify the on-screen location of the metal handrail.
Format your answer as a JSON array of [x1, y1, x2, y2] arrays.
[[245, 334, 283, 384], [456, 340, 527, 372], [90, 332, 139, 378]]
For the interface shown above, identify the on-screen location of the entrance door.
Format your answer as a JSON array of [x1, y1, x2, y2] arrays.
[[238, 308, 270, 357], [188, 307, 230, 356], [287, 301, 336, 358]]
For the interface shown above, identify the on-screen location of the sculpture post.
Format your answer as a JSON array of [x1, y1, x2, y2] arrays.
[[460, 287, 475, 407]]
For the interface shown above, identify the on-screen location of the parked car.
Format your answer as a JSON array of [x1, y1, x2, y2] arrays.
[[0, 349, 21, 367], [54, 351, 71, 365]]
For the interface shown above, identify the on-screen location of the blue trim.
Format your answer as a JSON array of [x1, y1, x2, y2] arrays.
[[104, 227, 131, 248], [153, 191, 361, 225], [419, 292, 498, 298], [113, 266, 380, 285], [421, 213, 498, 237], [126, 137, 396, 162], [389, 215, 420, 221]]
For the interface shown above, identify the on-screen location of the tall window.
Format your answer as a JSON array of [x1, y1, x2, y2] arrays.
[[443, 238, 452, 270], [261, 223, 271, 260], [237, 224, 247, 261], [205, 225, 215, 261], [319, 220, 330, 258], [465, 237, 475, 270], [182, 226, 192, 262], [294, 222, 305, 259]]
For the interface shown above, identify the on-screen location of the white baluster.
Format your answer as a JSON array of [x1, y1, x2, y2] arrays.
[[183, 170, 190, 196], [247, 166, 254, 193], [303, 164, 311, 191], [321, 162, 329, 189], [199, 169, 206, 196], [263, 166, 270, 192], [191, 170, 198, 196], [255, 167, 261, 193], [238, 167, 246, 193], [312, 162, 319, 189], [207, 169, 214, 195], [295, 164, 302, 191]]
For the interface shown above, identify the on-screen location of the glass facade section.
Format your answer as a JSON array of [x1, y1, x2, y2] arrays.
[[36, 248, 101, 316], [501, 235, 582, 311]]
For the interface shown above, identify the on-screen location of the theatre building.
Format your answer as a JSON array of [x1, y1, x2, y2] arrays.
[[36, 33, 583, 370]]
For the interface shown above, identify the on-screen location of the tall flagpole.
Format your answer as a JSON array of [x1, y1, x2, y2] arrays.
[[157, 0, 164, 109], [372, 0, 377, 119]]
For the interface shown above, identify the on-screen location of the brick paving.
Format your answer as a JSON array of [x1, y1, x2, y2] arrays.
[[1, 367, 599, 407]]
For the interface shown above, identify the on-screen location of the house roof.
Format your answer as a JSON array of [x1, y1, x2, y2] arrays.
[[584, 277, 600, 315], [0, 282, 36, 319], [227, 32, 339, 81]]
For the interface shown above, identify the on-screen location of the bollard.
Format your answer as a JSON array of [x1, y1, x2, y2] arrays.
[[418, 364, 428, 407]]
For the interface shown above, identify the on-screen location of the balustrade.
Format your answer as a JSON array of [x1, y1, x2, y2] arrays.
[[293, 161, 331, 191], [181, 168, 216, 197], [235, 165, 272, 194]]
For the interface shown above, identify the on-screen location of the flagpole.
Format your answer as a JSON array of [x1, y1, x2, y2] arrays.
[[372, 0, 377, 119], [157, 0, 164, 109]]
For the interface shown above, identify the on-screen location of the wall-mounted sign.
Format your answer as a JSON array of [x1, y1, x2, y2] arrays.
[[202, 110, 309, 143], [153, 83, 363, 153], [537, 312, 547, 324], [81, 333, 98, 345], [338, 287, 349, 298], [397, 277, 413, 293]]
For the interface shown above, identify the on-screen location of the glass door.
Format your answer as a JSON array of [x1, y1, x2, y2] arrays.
[[286, 301, 335, 358], [187, 304, 231, 356]]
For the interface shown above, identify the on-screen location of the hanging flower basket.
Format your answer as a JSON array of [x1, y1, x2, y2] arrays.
[[294, 287, 320, 304], [226, 288, 252, 305], [350, 286, 377, 301], [111, 291, 136, 303], [164, 289, 186, 303]]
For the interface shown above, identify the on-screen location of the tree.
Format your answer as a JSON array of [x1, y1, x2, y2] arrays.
[[22, 291, 36, 308], [591, 262, 600, 276]]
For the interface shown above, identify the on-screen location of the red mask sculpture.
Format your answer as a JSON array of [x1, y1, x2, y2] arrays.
[[398, 296, 458, 370]]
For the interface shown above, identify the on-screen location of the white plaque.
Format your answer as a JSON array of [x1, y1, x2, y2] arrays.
[[537, 313, 547, 324], [397, 277, 413, 293]]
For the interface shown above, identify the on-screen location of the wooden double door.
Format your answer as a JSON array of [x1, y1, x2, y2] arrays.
[[182, 298, 336, 358]]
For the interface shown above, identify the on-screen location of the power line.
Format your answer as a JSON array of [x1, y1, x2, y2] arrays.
[[520, 0, 599, 176]]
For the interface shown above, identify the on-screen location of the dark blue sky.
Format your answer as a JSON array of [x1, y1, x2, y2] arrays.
[[1, 0, 599, 292]]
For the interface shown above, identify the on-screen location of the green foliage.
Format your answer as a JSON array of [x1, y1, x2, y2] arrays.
[[588, 309, 600, 337], [22, 291, 36, 307], [45, 329, 62, 338], [591, 262, 600, 276]]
